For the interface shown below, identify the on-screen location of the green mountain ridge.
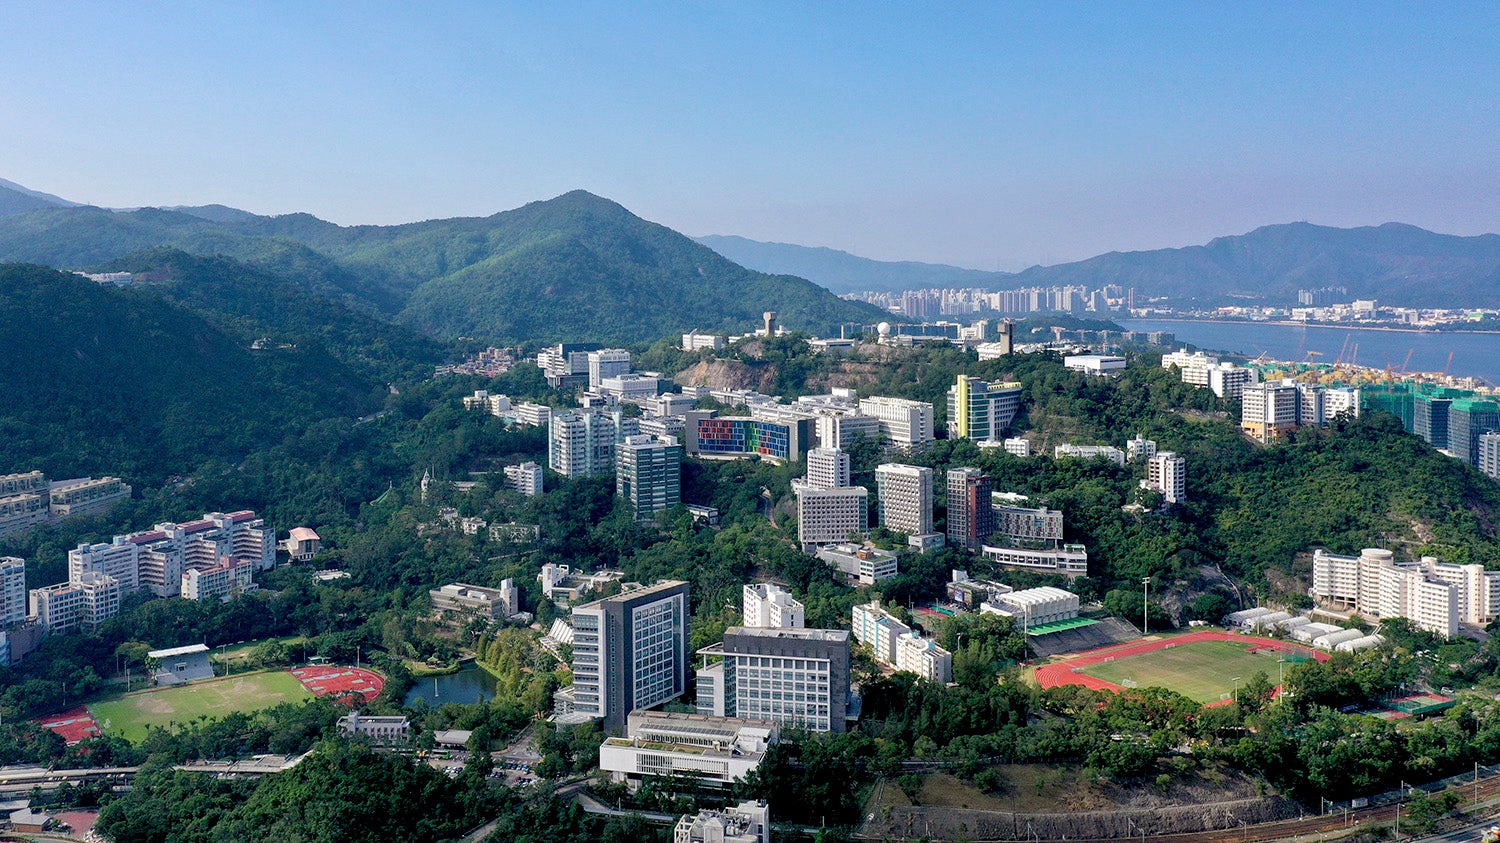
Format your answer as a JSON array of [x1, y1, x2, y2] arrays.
[[0, 187, 887, 343], [696, 233, 1009, 294], [0, 263, 387, 484]]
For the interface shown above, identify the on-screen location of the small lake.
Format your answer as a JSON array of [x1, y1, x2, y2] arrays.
[[403, 663, 497, 706]]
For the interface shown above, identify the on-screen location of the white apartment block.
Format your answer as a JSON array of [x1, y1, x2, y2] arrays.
[[69, 540, 142, 593], [0, 557, 25, 626], [805, 447, 852, 490], [67, 510, 273, 600], [588, 349, 632, 390], [29, 571, 120, 634], [875, 463, 934, 536], [980, 543, 1089, 578], [1002, 437, 1031, 457], [991, 500, 1064, 545], [852, 600, 910, 664], [1147, 452, 1187, 504], [510, 402, 552, 427], [1481, 432, 1500, 481], [48, 477, 131, 518], [550, 410, 638, 478], [0, 470, 50, 538], [895, 633, 953, 684], [682, 331, 727, 351], [857, 397, 936, 451], [794, 483, 868, 546], [503, 462, 544, 496], [1241, 381, 1302, 442], [1310, 548, 1495, 636], [742, 583, 805, 628], [463, 390, 512, 416], [181, 557, 254, 602], [1054, 444, 1125, 465], [814, 412, 883, 452], [1126, 434, 1157, 461], [1161, 350, 1258, 398]]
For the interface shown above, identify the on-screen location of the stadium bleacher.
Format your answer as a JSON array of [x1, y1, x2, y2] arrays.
[[1029, 617, 1140, 658]]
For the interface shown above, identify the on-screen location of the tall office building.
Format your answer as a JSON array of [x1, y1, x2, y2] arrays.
[[857, 397, 935, 451], [742, 582, 805, 628], [571, 580, 691, 732], [1480, 432, 1500, 481], [1414, 391, 1458, 450], [805, 447, 851, 490], [0, 557, 25, 626], [946, 376, 1024, 441], [697, 626, 851, 733], [550, 410, 639, 478], [794, 484, 868, 546], [945, 468, 994, 551], [616, 434, 682, 520], [588, 349, 632, 390], [1447, 399, 1500, 467], [874, 464, 933, 536], [1146, 452, 1187, 504]]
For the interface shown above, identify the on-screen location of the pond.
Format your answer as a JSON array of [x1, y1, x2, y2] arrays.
[[402, 663, 497, 707]]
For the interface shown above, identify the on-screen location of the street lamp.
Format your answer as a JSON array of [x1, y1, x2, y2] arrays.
[[1141, 577, 1151, 634]]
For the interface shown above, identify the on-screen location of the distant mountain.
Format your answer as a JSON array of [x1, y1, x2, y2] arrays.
[[0, 189, 887, 343], [0, 178, 79, 217], [695, 234, 1006, 294], [159, 204, 262, 224], [0, 263, 386, 483], [1007, 222, 1500, 307]]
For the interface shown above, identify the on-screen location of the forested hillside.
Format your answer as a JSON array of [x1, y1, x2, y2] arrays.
[[0, 191, 887, 343]]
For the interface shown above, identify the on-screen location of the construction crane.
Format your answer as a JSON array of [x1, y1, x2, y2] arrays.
[[1444, 350, 1455, 377], [1399, 348, 1414, 374], [1335, 334, 1352, 367], [1305, 350, 1323, 363]]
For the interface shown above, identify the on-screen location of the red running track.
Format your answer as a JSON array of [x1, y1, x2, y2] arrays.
[[290, 666, 384, 703], [1033, 630, 1330, 701], [35, 706, 102, 745]]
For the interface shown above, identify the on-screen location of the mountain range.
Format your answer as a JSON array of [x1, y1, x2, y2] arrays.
[[698, 225, 1500, 308], [0, 180, 887, 344]]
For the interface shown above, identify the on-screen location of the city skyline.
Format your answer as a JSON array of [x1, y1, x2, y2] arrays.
[[3, 3, 1498, 268]]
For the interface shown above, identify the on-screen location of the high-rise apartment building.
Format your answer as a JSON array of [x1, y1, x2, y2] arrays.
[[571, 580, 691, 731], [874, 464, 933, 536], [945, 468, 994, 551], [503, 462, 544, 497], [1480, 432, 1500, 481], [1240, 382, 1301, 442], [804, 447, 851, 490], [29, 571, 120, 634], [1146, 452, 1187, 504], [550, 410, 639, 478], [946, 376, 1024, 441], [1447, 399, 1500, 467], [851, 600, 910, 664], [1414, 391, 1457, 450], [588, 349, 632, 390], [696, 626, 851, 732], [1310, 548, 1500, 636], [0, 557, 25, 626], [742, 582, 805, 628], [1125, 434, 1157, 462], [857, 397, 935, 451], [616, 434, 682, 520]]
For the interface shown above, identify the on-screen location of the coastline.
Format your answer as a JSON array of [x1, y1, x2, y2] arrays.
[[1123, 317, 1500, 336]]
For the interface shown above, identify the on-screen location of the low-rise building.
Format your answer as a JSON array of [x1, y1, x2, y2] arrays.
[[673, 801, 772, 843], [980, 543, 1089, 578], [337, 712, 410, 744], [1002, 437, 1031, 457], [48, 476, 131, 519], [1063, 354, 1126, 375], [181, 556, 254, 602], [430, 581, 519, 621], [980, 586, 1080, 627], [1054, 444, 1126, 465], [503, 462, 544, 497], [600, 711, 778, 790], [281, 527, 321, 562], [895, 632, 953, 684], [816, 543, 899, 584]]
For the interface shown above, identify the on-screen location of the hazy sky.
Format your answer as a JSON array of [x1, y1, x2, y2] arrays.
[[4, 3, 1497, 268]]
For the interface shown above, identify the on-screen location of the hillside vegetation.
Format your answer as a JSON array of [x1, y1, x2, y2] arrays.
[[0, 190, 887, 343]]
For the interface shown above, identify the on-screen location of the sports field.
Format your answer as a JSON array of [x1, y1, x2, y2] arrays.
[[1079, 639, 1293, 703], [90, 670, 313, 742]]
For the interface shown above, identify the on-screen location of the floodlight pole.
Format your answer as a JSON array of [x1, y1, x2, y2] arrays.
[[1232, 676, 1240, 704], [1141, 577, 1150, 634]]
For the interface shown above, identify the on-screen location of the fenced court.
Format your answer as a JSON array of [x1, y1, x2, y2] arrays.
[[1034, 630, 1329, 705]]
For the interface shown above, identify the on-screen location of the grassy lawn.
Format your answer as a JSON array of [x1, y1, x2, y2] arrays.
[[90, 670, 312, 742], [1079, 639, 1289, 704]]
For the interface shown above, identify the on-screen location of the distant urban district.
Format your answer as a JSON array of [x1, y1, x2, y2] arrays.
[[1, 184, 1500, 843]]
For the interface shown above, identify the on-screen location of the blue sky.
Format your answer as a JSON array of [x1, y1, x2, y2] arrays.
[[3, 3, 1497, 268]]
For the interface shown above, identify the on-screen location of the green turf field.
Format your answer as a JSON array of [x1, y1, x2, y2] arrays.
[[90, 670, 313, 742], [1078, 640, 1290, 704]]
